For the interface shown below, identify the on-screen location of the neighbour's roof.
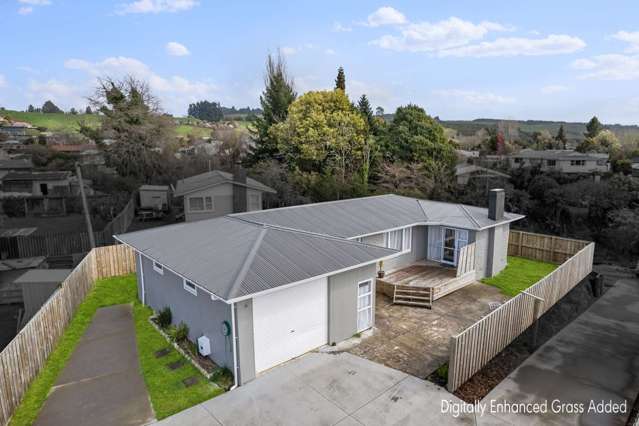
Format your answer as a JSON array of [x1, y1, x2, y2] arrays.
[[116, 217, 395, 300], [455, 164, 510, 178], [0, 159, 33, 170], [139, 184, 170, 191], [14, 269, 71, 284], [511, 149, 609, 161], [174, 170, 276, 196], [2, 171, 71, 181], [233, 194, 523, 237]]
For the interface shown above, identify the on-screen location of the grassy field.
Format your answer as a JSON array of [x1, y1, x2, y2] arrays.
[[1, 110, 101, 133], [9, 274, 221, 426], [481, 256, 557, 297], [175, 124, 212, 138]]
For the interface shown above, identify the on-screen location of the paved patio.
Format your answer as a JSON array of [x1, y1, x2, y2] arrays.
[[348, 282, 508, 378]]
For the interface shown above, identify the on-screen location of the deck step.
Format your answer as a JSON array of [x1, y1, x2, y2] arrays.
[[393, 300, 432, 308], [394, 295, 431, 301]]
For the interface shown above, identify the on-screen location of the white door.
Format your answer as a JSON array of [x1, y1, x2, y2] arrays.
[[357, 280, 373, 332], [441, 228, 469, 265], [252, 277, 328, 373]]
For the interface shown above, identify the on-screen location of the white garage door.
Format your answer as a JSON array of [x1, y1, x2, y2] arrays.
[[252, 277, 328, 373]]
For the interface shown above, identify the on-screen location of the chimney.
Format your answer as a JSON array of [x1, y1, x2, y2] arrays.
[[233, 162, 247, 213], [488, 188, 505, 221]]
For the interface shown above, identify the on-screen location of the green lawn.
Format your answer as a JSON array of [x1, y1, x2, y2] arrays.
[[9, 274, 221, 426], [1, 110, 101, 133], [481, 256, 558, 297]]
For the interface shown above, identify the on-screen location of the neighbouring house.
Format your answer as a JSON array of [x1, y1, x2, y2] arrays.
[[1, 171, 72, 196], [139, 185, 171, 211], [455, 164, 510, 185], [14, 269, 70, 328], [116, 190, 523, 386], [0, 121, 33, 138], [174, 169, 276, 222], [508, 149, 609, 174], [49, 144, 105, 166], [0, 159, 33, 173]]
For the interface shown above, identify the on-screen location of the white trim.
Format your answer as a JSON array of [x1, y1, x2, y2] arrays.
[[230, 302, 239, 389], [139, 253, 146, 304], [356, 279, 373, 332], [183, 279, 198, 296], [176, 180, 276, 198], [152, 261, 164, 275]]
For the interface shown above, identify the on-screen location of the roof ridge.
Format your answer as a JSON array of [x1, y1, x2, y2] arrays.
[[416, 199, 429, 221], [227, 226, 268, 299], [458, 204, 481, 228]]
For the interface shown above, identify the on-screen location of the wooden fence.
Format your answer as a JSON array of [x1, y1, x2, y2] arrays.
[[0, 244, 135, 426], [447, 233, 595, 392], [456, 242, 476, 277], [0, 197, 135, 259], [508, 230, 590, 264]]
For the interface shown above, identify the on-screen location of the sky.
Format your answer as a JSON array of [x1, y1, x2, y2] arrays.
[[1, 0, 639, 124]]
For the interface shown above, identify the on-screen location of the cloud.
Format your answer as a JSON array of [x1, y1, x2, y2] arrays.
[[433, 89, 515, 105], [366, 6, 407, 27], [18, 6, 33, 14], [64, 56, 217, 114], [371, 17, 509, 52], [280, 46, 298, 56], [572, 54, 639, 80], [116, 0, 198, 15], [26, 79, 86, 109], [541, 85, 569, 94], [324, 48, 336, 55], [439, 34, 585, 57], [18, 0, 50, 4], [166, 41, 190, 56], [332, 22, 352, 32], [0, 75, 6, 88], [611, 30, 639, 52]]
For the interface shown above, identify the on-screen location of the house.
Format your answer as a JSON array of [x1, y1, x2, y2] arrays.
[[0, 159, 33, 173], [455, 164, 510, 185], [139, 185, 170, 211], [174, 169, 276, 222], [0, 121, 33, 137], [1, 171, 72, 196], [49, 144, 105, 166], [508, 149, 609, 174], [116, 190, 523, 386], [14, 269, 71, 328]]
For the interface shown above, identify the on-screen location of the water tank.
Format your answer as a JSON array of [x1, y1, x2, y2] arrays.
[[197, 335, 211, 356]]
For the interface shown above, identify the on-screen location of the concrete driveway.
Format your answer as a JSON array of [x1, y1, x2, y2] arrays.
[[154, 352, 487, 426], [483, 277, 639, 425]]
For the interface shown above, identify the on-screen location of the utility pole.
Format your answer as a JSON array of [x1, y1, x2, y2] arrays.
[[76, 162, 95, 249]]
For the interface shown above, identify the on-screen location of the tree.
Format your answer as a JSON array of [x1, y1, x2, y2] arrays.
[[269, 90, 367, 196], [89, 76, 174, 181], [27, 104, 35, 113], [555, 124, 567, 149], [85, 106, 93, 114], [576, 129, 620, 153], [69, 108, 78, 115], [187, 100, 224, 122], [335, 66, 346, 91], [375, 106, 385, 117], [357, 94, 376, 133], [41, 100, 62, 114], [247, 52, 297, 164], [585, 116, 603, 139]]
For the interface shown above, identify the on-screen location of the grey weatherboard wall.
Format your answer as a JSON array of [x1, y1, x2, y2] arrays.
[[328, 263, 376, 344], [137, 254, 234, 369], [360, 225, 428, 272]]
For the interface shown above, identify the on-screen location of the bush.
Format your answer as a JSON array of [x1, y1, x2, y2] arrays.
[[173, 322, 189, 342], [210, 367, 234, 390], [157, 307, 172, 329], [435, 363, 449, 381]]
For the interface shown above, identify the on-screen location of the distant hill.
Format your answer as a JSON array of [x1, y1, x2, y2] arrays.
[[0, 110, 101, 133]]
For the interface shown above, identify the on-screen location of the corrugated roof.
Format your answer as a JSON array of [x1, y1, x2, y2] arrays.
[[140, 185, 170, 191], [512, 149, 608, 160], [3, 171, 71, 181], [116, 216, 395, 300], [0, 159, 33, 170], [174, 170, 276, 196], [15, 269, 71, 284], [234, 194, 523, 237]]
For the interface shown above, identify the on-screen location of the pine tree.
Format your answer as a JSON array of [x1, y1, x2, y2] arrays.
[[335, 66, 346, 91], [247, 52, 297, 165], [585, 116, 603, 139], [27, 104, 35, 113], [555, 124, 567, 149], [85, 106, 93, 114], [357, 94, 375, 132]]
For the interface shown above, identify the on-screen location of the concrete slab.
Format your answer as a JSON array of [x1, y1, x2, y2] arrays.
[[157, 405, 220, 426], [35, 304, 154, 426], [483, 278, 639, 425]]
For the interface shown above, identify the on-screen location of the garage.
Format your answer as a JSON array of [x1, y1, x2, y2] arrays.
[[252, 277, 328, 373]]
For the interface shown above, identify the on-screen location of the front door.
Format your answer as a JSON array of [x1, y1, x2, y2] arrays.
[[442, 228, 456, 264]]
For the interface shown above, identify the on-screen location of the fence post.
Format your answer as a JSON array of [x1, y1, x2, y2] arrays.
[[527, 295, 544, 350]]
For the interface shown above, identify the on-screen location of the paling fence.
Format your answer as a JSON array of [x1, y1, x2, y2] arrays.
[[447, 232, 595, 392], [0, 244, 136, 426], [0, 197, 135, 259]]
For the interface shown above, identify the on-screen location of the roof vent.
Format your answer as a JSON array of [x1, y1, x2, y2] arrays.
[[488, 188, 505, 221]]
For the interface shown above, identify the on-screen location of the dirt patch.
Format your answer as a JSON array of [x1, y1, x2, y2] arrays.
[[450, 270, 626, 403]]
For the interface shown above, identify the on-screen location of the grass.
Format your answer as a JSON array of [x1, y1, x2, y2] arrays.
[[481, 256, 558, 297], [1, 110, 101, 133], [9, 274, 221, 425]]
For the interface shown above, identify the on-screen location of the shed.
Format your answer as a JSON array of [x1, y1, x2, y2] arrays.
[[15, 269, 71, 327], [139, 185, 170, 211]]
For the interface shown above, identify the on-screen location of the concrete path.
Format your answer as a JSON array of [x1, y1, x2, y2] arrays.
[[483, 277, 639, 425], [154, 352, 479, 426], [35, 304, 154, 426]]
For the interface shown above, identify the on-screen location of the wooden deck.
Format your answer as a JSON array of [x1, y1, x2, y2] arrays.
[[379, 264, 456, 288]]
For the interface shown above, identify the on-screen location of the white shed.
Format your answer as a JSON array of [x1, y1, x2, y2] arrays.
[[139, 185, 170, 211]]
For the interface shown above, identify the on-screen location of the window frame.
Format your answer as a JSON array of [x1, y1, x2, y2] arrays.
[[356, 279, 373, 332], [152, 261, 164, 275], [183, 279, 198, 296], [383, 227, 411, 253], [570, 160, 585, 167], [188, 195, 214, 212]]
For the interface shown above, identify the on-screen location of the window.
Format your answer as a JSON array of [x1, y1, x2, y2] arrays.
[[570, 160, 585, 166], [402, 228, 412, 251], [153, 261, 164, 275], [357, 280, 373, 332], [183, 279, 197, 296], [188, 196, 213, 212], [385, 230, 403, 250], [546, 160, 556, 167]]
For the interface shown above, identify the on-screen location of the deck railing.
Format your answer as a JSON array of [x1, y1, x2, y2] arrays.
[[0, 244, 135, 426], [456, 243, 476, 277], [446, 233, 594, 392]]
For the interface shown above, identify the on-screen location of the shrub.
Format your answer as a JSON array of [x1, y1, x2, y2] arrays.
[[210, 367, 233, 390], [435, 363, 449, 381], [173, 322, 189, 342], [157, 307, 172, 329]]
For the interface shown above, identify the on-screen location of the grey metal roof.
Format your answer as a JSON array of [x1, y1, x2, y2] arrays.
[[14, 269, 71, 284], [116, 216, 395, 300], [139, 184, 170, 191], [511, 149, 609, 161], [0, 159, 33, 170], [2, 171, 71, 181], [174, 170, 276, 196], [234, 194, 523, 237]]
